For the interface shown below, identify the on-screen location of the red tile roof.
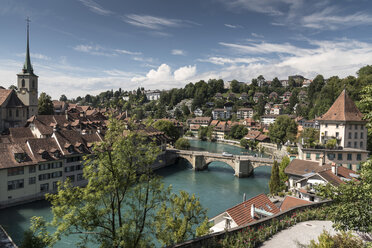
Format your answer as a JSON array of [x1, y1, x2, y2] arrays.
[[280, 196, 311, 212], [0, 89, 12, 106], [319, 89, 364, 122], [226, 194, 280, 226], [318, 169, 345, 187]]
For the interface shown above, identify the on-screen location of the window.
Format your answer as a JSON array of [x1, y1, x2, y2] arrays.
[[348, 164, 352, 170], [336, 124, 339, 128], [8, 179, 24, 190], [347, 142, 351, 147], [67, 175, 75, 183], [360, 141, 364, 148], [355, 125, 358, 130], [306, 153, 311, 159], [325, 124, 328, 128], [8, 167, 24, 176], [316, 153, 320, 160], [327, 153, 335, 160], [51, 171, 62, 178], [53, 181, 59, 190], [29, 166, 36, 173], [77, 173, 84, 181], [336, 132, 339, 137], [337, 154, 343, 160], [347, 154, 352, 160], [357, 163, 361, 171], [40, 183, 49, 192], [66, 156, 81, 163], [361, 125, 364, 130], [51, 162, 62, 169], [22, 79, 25, 87], [76, 164, 83, 171], [39, 173, 50, 181], [325, 131, 328, 136], [354, 132, 358, 139], [357, 154, 362, 161], [348, 133, 352, 139], [64, 165, 75, 172], [39, 163, 50, 171], [29, 177, 36, 184], [361, 132, 364, 139], [354, 142, 357, 148], [349, 125, 352, 130]]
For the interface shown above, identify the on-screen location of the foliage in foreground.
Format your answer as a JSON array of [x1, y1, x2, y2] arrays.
[[20, 230, 47, 248], [30, 118, 209, 248], [302, 230, 366, 248], [317, 158, 372, 234]]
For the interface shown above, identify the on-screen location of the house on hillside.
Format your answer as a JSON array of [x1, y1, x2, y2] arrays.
[[194, 108, 203, 117], [253, 92, 264, 103], [209, 194, 280, 233], [298, 90, 369, 171], [237, 108, 254, 119]]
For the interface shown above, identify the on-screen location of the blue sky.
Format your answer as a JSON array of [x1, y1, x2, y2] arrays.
[[0, 0, 372, 99]]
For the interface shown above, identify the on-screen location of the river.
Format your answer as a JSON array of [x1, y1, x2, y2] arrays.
[[0, 140, 271, 247]]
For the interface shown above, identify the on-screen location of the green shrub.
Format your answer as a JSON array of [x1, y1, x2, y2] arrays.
[[175, 138, 191, 149], [307, 230, 365, 248]]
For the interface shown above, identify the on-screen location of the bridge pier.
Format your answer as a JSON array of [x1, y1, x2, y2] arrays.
[[193, 155, 207, 171], [234, 160, 253, 178]]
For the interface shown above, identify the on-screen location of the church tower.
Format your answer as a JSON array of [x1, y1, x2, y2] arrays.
[[17, 18, 38, 118]]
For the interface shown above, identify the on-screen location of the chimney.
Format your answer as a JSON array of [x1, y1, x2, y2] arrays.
[[331, 163, 337, 175], [251, 204, 255, 219], [243, 193, 246, 202], [319, 153, 325, 167]]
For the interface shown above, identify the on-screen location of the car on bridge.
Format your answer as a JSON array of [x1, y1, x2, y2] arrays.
[[222, 152, 233, 157]]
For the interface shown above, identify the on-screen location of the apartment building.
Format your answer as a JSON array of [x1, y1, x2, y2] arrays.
[[298, 90, 369, 171]]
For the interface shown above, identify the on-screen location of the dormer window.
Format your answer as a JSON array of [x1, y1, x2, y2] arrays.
[[14, 153, 27, 163], [68, 145, 75, 154], [41, 151, 49, 159]]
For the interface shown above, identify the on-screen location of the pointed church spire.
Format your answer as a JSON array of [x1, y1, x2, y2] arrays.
[[23, 17, 34, 74]]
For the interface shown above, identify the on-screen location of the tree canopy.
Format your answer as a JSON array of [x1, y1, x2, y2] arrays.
[[38, 92, 54, 115], [31, 118, 209, 247], [268, 115, 298, 145]]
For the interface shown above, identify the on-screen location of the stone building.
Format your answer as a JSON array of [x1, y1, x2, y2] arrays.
[[298, 90, 369, 171]]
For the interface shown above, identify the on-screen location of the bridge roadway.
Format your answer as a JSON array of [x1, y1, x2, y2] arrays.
[[166, 149, 279, 178]]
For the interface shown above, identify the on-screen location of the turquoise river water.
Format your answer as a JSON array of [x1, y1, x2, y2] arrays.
[[0, 139, 271, 247]]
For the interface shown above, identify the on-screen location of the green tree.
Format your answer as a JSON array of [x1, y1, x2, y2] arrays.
[[175, 138, 191, 149], [269, 161, 280, 195], [182, 104, 190, 116], [153, 120, 180, 142], [155, 191, 210, 246], [230, 80, 240, 93], [357, 84, 372, 152], [300, 128, 320, 148], [240, 138, 249, 148], [198, 126, 214, 141], [325, 139, 337, 149], [317, 159, 372, 234], [268, 115, 298, 146], [31, 118, 209, 247], [229, 125, 248, 139], [278, 156, 290, 190], [271, 77, 282, 88], [20, 230, 47, 248], [38, 92, 54, 115]]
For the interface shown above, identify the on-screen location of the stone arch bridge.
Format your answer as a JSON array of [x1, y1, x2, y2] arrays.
[[166, 149, 279, 178]]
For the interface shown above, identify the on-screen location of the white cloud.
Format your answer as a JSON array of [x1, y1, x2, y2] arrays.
[[16, 53, 50, 60], [251, 32, 264, 38], [78, 0, 113, 16], [219, 41, 311, 56], [171, 49, 185, 56], [131, 64, 196, 88], [124, 14, 182, 30], [174, 65, 196, 81], [301, 7, 372, 30], [74, 44, 141, 57], [224, 24, 242, 29], [198, 56, 265, 65]]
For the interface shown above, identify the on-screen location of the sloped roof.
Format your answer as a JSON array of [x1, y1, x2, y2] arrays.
[[0, 89, 13, 106], [319, 89, 364, 122], [226, 194, 280, 226], [318, 170, 344, 187], [280, 196, 311, 212], [285, 159, 331, 176]]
